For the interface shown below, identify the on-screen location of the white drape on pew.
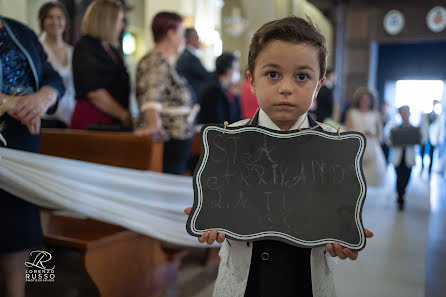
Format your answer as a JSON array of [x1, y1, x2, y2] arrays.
[[0, 147, 209, 247]]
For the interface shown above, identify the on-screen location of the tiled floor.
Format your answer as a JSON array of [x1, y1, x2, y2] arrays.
[[426, 173, 446, 297], [334, 166, 430, 297]]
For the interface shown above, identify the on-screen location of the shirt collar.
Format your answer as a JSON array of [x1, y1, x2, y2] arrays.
[[258, 109, 309, 131], [186, 46, 199, 57]]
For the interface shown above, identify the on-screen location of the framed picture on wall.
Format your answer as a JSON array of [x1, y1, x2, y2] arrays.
[[383, 9, 405, 35], [426, 6, 446, 33]]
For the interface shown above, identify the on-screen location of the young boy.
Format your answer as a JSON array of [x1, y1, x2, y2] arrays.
[[185, 16, 373, 297], [390, 105, 416, 210]]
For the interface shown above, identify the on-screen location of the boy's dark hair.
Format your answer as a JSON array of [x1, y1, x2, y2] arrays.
[[216, 52, 237, 76], [248, 16, 327, 79]]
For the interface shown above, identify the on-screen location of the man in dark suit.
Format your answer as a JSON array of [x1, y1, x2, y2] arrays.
[[198, 52, 242, 125], [315, 69, 336, 122], [176, 28, 209, 102]]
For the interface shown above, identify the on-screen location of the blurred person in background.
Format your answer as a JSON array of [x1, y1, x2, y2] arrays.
[[70, 0, 132, 130], [437, 106, 446, 177], [197, 52, 242, 125], [380, 101, 392, 164], [176, 28, 209, 102], [345, 87, 387, 187], [135, 12, 198, 175], [38, 1, 75, 128], [420, 100, 443, 175], [429, 103, 445, 174], [315, 68, 335, 123], [389, 106, 416, 210], [0, 15, 64, 297]]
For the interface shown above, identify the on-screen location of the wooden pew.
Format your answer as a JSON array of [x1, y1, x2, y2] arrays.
[[190, 131, 201, 160], [184, 131, 201, 176], [39, 128, 181, 297], [39, 128, 163, 171]]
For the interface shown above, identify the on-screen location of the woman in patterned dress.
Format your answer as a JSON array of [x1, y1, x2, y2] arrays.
[[135, 12, 198, 175]]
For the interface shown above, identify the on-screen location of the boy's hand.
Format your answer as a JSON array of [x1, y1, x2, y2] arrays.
[[198, 228, 226, 244], [184, 207, 226, 244], [325, 228, 373, 260]]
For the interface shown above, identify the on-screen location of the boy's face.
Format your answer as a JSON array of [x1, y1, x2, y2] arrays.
[[247, 40, 324, 130]]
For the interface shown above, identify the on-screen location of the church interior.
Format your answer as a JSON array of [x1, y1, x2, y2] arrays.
[[0, 0, 445, 296]]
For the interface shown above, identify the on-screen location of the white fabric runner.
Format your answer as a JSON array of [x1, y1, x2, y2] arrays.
[[0, 147, 208, 247]]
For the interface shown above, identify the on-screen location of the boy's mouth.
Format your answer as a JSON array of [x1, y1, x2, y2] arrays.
[[275, 102, 295, 109]]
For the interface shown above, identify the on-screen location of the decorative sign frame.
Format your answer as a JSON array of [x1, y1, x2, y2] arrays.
[[187, 125, 368, 251]]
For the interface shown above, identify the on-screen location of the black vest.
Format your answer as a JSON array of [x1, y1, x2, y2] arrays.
[[244, 110, 320, 297]]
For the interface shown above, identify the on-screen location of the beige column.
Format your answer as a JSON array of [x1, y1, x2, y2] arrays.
[[1, 0, 28, 24]]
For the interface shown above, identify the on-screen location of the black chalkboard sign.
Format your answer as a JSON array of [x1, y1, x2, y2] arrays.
[[186, 125, 368, 251], [390, 126, 421, 146]]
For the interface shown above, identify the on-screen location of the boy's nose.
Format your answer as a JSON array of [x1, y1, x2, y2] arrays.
[[278, 78, 293, 95]]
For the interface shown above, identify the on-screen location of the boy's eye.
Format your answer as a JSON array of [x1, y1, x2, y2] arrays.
[[267, 72, 279, 79], [297, 73, 309, 81]]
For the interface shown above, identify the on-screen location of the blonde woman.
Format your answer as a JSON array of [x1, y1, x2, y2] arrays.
[[345, 87, 387, 187], [70, 0, 131, 130], [39, 1, 75, 128]]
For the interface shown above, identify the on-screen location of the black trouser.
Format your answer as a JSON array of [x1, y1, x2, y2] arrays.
[[381, 143, 390, 164], [163, 137, 193, 175], [395, 159, 412, 203], [420, 142, 435, 174]]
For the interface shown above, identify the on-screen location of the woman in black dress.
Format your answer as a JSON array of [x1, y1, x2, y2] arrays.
[[69, 0, 131, 130], [0, 16, 64, 297]]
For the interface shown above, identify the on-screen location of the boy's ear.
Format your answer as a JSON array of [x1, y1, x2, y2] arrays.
[[246, 70, 256, 95], [315, 76, 326, 95]]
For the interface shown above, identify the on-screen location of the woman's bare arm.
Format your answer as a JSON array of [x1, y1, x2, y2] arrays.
[[87, 88, 131, 126]]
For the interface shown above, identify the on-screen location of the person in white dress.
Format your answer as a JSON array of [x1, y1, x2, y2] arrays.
[[345, 87, 387, 187], [38, 1, 75, 128]]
